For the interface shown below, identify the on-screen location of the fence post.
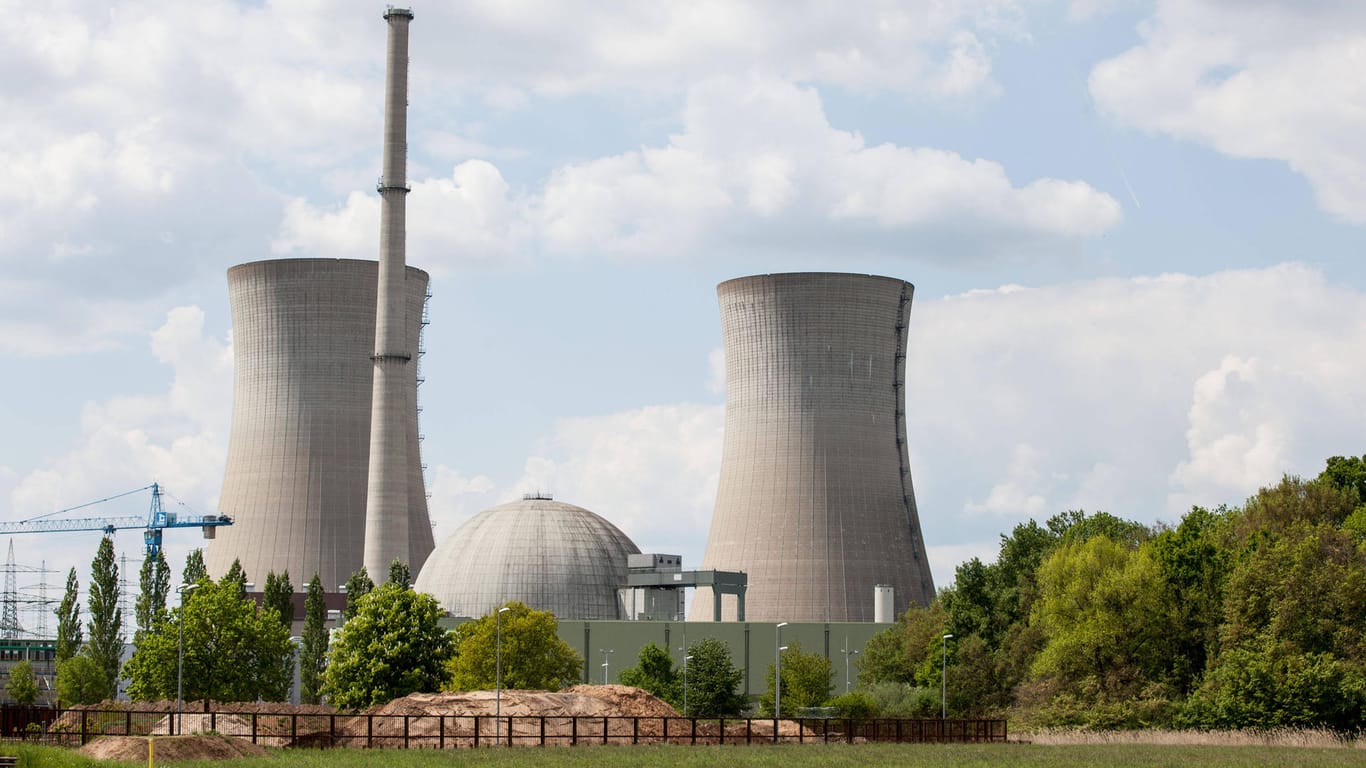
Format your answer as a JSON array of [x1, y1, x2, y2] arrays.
[[571, 715, 576, 746], [633, 716, 638, 745], [329, 714, 336, 747], [291, 713, 298, 747], [846, 718, 853, 744], [473, 714, 479, 748], [80, 710, 87, 745], [439, 715, 445, 750], [404, 714, 409, 750], [718, 717, 724, 745], [366, 713, 372, 748], [252, 713, 258, 745], [506, 716, 512, 747], [540, 715, 546, 747]]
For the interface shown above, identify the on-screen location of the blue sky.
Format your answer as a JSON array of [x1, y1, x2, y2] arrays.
[[2, 0, 1365, 625]]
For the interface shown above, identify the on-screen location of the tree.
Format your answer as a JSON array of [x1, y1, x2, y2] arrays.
[[618, 643, 680, 708], [448, 602, 579, 692], [388, 559, 411, 589], [681, 637, 745, 718], [56, 568, 82, 664], [324, 582, 454, 708], [759, 642, 831, 715], [7, 659, 37, 705], [1320, 455, 1366, 506], [123, 574, 293, 702], [223, 559, 248, 598], [1149, 505, 1233, 693], [299, 574, 328, 705], [263, 571, 295, 627], [1030, 535, 1173, 695], [134, 550, 171, 641], [182, 548, 207, 586], [343, 567, 373, 621], [86, 536, 123, 697], [57, 655, 109, 706]]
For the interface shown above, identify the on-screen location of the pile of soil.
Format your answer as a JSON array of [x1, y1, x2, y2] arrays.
[[325, 685, 686, 746], [78, 734, 267, 761]]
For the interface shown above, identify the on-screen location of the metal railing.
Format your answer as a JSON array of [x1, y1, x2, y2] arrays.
[[6, 707, 1006, 749]]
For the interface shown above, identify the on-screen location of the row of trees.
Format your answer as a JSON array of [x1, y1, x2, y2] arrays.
[[854, 454, 1366, 730]]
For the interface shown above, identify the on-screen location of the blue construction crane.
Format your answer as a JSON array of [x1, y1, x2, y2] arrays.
[[0, 483, 232, 557]]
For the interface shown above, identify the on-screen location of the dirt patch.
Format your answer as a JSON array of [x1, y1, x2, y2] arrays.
[[78, 734, 268, 761]]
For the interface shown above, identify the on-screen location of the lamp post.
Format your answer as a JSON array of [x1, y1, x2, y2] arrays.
[[774, 622, 788, 719], [683, 654, 693, 717], [175, 583, 200, 726], [842, 644, 860, 692], [941, 633, 953, 720], [496, 606, 510, 743], [600, 648, 614, 684]]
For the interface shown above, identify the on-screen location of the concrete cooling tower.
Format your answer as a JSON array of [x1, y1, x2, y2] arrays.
[[205, 258, 434, 588], [690, 272, 935, 623]]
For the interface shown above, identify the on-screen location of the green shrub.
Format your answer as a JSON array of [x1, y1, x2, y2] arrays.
[[827, 690, 878, 719]]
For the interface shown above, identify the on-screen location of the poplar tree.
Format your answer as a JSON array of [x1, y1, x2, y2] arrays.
[[343, 567, 373, 621], [223, 559, 248, 598], [263, 571, 295, 626], [387, 559, 411, 589], [134, 550, 171, 640], [299, 574, 328, 705], [87, 536, 123, 696], [55, 568, 82, 663], [182, 549, 207, 586]]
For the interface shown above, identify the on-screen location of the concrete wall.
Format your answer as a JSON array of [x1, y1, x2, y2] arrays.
[[207, 258, 431, 590], [693, 273, 935, 622]]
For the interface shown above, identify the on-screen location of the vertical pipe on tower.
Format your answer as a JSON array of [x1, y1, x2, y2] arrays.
[[364, 7, 419, 578]]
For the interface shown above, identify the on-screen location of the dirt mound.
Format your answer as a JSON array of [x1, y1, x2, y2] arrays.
[[327, 686, 685, 746], [79, 734, 267, 761], [366, 685, 679, 719], [153, 713, 255, 737], [562, 685, 682, 718]]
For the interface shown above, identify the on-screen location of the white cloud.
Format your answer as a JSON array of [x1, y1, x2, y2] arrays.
[[280, 76, 1121, 265], [1089, 0, 1366, 221], [425, 466, 498, 544], [423, 0, 1025, 98], [910, 263, 1366, 550], [510, 404, 724, 560], [8, 306, 230, 519]]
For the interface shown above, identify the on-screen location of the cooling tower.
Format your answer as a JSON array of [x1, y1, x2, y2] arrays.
[[690, 272, 935, 622], [206, 258, 432, 589]]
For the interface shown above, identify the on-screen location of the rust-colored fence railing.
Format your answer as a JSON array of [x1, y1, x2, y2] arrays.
[[6, 708, 1006, 749]]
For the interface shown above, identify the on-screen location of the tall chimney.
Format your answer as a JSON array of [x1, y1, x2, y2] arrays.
[[364, 7, 420, 578]]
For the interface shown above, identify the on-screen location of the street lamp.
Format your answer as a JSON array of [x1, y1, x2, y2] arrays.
[[176, 583, 200, 726], [841, 644, 860, 692], [683, 654, 693, 717], [774, 622, 788, 720], [600, 648, 614, 684], [941, 633, 954, 720], [496, 606, 511, 744]]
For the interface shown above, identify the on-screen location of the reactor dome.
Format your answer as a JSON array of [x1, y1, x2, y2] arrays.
[[415, 494, 640, 620]]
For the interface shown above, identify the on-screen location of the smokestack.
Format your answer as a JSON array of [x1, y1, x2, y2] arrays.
[[364, 7, 428, 578]]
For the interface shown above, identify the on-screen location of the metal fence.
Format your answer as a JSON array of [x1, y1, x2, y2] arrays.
[[5, 707, 1007, 749]]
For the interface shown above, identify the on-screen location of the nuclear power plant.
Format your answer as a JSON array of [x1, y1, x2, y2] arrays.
[[690, 273, 935, 622], [200, 11, 935, 629], [206, 8, 433, 587]]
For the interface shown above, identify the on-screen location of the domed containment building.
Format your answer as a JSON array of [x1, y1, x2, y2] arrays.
[[415, 494, 640, 620], [691, 272, 935, 623]]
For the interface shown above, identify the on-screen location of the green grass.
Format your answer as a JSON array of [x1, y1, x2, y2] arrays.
[[6, 742, 1366, 768]]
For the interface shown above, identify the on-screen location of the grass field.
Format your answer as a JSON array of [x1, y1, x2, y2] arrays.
[[5, 740, 1366, 768]]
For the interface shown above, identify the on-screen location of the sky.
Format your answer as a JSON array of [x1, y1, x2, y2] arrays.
[[2, 0, 1365, 631]]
